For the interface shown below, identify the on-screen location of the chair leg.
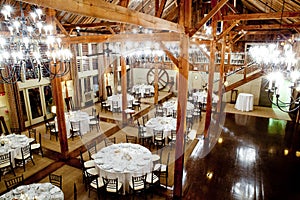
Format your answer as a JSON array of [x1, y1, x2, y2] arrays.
[[23, 160, 26, 172], [11, 166, 15, 176], [40, 147, 44, 157]]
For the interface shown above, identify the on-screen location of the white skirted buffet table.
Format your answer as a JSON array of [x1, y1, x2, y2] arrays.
[[0, 183, 64, 200], [234, 93, 254, 112], [93, 143, 153, 195]]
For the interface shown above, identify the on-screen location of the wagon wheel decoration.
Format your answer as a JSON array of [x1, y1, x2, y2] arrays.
[[147, 67, 169, 91]]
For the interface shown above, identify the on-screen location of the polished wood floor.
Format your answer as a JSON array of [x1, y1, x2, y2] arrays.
[[1, 93, 299, 200]]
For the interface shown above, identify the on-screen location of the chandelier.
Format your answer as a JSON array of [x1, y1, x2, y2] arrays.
[[0, 3, 72, 84], [248, 43, 300, 113]]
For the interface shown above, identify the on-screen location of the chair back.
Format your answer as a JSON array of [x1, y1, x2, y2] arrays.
[[28, 128, 37, 143], [170, 130, 176, 140], [154, 129, 164, 140], [102, 177, 119, 193], [132, 174, 146, 190], [126, 135, 137, 143], [21, 144, 31, 159], [0, 152, 12, 167], [4, 174, 24, 191], [104, 137, 116, 147], [49, 173, 62, 189], [87, 141, 97, 159], [70, 120, 80, 131]]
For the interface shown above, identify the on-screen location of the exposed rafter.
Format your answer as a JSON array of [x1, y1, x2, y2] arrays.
[[222, 11, 300, 21], [22, 0, 184, 33]]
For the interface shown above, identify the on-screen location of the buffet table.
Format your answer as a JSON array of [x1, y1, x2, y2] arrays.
[[234, 93, 254, 112], [145, 117, 177, 139], [0, 183, 64, 200], [93, 143, 153, 195], [0, 134, 33, 167], [131, 84, 154, 98], [107, 94, 134, 111], [55, 111, 90, 138]]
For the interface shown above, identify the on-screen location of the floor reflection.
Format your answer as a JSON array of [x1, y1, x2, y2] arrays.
[[183, 113, 300, 200]]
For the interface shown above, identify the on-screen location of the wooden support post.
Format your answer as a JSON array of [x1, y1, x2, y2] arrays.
[[204, 19, 217, 139], [173, 33, 189, 199], [121, 51, 127, 123], [47, 8, 69, 159], [154, 60, 159, 105]]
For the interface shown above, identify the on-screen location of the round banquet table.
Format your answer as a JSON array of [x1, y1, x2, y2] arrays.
[[107, 94, 134, 111], [93, 143, 153, 195], [0, 134, 33, 167], [192, 91, 219, 103], [131, 84, 154, 98], [0, 183, 64, 200], [145, 117, 177, 138], [234, 93, 254, 112], [162, 99, 194, 116], [55, 111, 90, 138]]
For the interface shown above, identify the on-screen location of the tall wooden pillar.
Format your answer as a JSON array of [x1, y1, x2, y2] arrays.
[[204, 16, 217, 139], [121, 50, 127, 123], [47, 8, 69, 159], [173, 0, 191, 198]]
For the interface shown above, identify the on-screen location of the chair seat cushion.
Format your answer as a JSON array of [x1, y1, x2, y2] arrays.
[[31, 143, 41, 150], [15, 154, 30, 160], [0, 162, 11, 168], [86, 168, 98, 176], [90, 177, 104, 189], [146, 173, 159, 184], [84, 160, 95, 169]]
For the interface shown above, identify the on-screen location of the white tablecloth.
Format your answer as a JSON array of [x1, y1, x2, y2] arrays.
[[145, 117, 177, 138], [192, 91, 219, 104], [0, 134, 32, 167], [94, 143, 152, 195], [235, 93, 254, 111], [162, 99, 194, 116], [132, 84, 154, 98], [107, 94, 134, 111], [55, 111, 90, 138], [0, 183, 64, 200]]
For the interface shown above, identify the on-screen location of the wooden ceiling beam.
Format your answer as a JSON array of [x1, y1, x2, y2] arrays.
[[54, 17, 69, 36], [225, 2, 238, 13], [188, 0, 229, 37], [234, 23, 300, 30], [222, 11, 300, 21], [158, 42, 179, 67], [22, 0, 184, 33], [63, 22, 118, 29], [62, 32, 181, 44], [156, 0, 167, 18], [216, 20, 240, 41]]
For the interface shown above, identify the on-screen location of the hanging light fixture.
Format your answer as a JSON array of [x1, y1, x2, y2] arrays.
[[0, 2, 72, 84], [248, 42, 300, 113]]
